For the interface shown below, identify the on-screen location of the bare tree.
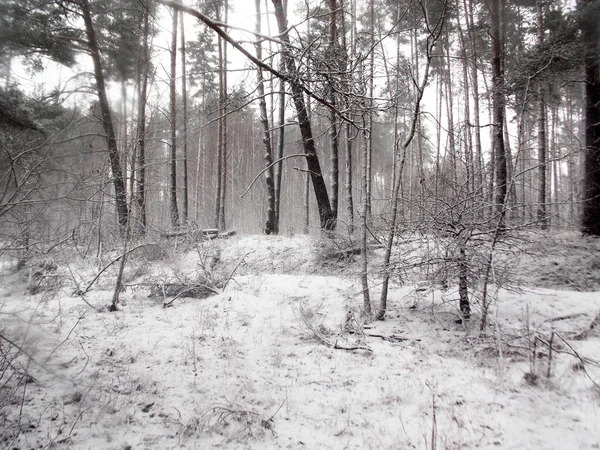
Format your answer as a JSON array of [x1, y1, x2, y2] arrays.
[[377, 0, 447, 321]]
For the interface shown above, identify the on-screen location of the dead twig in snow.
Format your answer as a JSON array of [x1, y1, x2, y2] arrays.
[[222, 251, 253, 291], [299, 303, 371, 352], [554, 333, 600, 391], [198, 401, 276, 442], [79, 243, 154, 295]]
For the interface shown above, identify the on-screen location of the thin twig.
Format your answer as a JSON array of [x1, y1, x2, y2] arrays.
[[81, 243, 154, 294]]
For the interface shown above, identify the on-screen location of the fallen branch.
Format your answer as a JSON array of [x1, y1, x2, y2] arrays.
[[542, 312, 587, 323], [158, 283, 220, 308]]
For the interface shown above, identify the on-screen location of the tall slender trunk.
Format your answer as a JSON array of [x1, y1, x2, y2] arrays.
[[169, 5, 180, 228], [551, 107, 560, 225], [255, 0, 277, 234], [272, 0, 335, 231], [215, 5, 224, 230], [456, 0, 473, 196], [464, 0, 483, 202], [365, 0, 375, 219], [490, 0, 507, 228], [80, 0, 129, 229], [270, 0, 285, 232], [275, 73, 285, 230], [328, 0, 339, 225], [360, 128, 371, 316], [340, 0, 354, 233], [536, 0, 547, 229], [445, 41, 457, 185], [135, 3, 150, 234], [219, 0, 229, 231], [180, 10, 189, 223]]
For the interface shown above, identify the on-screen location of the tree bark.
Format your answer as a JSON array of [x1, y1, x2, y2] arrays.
[[464, 0, 484, 205], [581, 0, 600, 236], [536, 0, 547, 229], [80, 0, 129, 229], [489, 0, 507, 229], [255, 0, 277, 234], [169, 5, 180, 228], [275, 73, 285, 230], [328, 0, 339, 225], [180, 10, 189, 223], [340, 0, 354, 233], [135, 2, 150, 234], [219, 0, 229, 231]]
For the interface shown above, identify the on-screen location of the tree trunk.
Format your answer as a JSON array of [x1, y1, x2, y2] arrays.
[[275, 73, 285, 231], [328, 0, 339, 225], [80, 0, 129, 229], [464, 0, 484, 206], [361, 129, 371, 316], [458, 238, 470, 320], [135, 3, 150, 234], [340, 0, 354, 233], [581, 0, 600, 236], [255, 0, 277, 234], [219, 0, 229, 231], [271, 0, 335, 231], [536, 0, 547, 229], [456, 0, 473, 197], [213, 0, 228, 232], [169, 5, 180, 228], [490, 0, 507, 229], [180, 10, 189, 223]]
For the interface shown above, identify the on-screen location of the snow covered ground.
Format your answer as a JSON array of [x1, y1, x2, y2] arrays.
[[1, 233, 599, 449]]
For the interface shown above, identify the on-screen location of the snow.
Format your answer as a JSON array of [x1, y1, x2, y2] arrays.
[[1, 234, 599, 449]]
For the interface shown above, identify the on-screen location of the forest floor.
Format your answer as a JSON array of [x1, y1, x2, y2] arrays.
[[1, 231, 599, 449]]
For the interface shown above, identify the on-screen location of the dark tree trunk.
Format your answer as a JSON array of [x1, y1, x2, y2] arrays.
[[582, 0, 600, 236], [80, 0, 129, 229], [169, 6, 180, 228], [272, 0, 335, 231]]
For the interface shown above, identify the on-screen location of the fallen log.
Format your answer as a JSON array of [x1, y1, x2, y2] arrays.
[[149, 283, 218, 300]]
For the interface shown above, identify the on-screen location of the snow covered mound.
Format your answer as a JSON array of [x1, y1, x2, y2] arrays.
[[0, 233, 599, 449]]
